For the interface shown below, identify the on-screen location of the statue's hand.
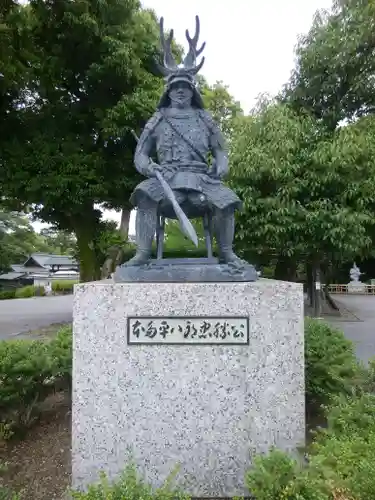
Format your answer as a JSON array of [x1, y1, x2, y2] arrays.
[[146, 161, 162, 178]]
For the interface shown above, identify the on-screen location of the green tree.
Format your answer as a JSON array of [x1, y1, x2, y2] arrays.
[[285, 0, 375, 130], [281, 0, 375, 296], [0, 1, 35, 218], [199, 77, 243, 137], [0, 209, 52, 272], [39, 227, 76, 255], [2, 0, 165, 281], [0, 0, 33, 142], [229, 99, 374, 282]]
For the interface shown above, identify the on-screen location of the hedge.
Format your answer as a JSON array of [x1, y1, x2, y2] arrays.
[[15, 285, 45, 298], [0, 290, 16, 300], [119, 246, 209, 265], [0, 281, 78, 300], [0, 285, 45, 300], [52, 279, 77, 294], [245, 321, 375, 500], [304, 317, 362, 411], [245, 391, 375, 500], [0, 326, 72, 439], [71, 394, 375, 500]]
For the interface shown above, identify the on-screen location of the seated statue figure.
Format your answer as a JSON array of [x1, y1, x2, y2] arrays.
[[126, 16, 242, 267]]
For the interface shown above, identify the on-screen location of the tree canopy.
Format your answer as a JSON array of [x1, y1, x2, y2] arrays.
[[285, 0, 375, 130], [198, 76, 243, 137], [223, 0, 375, 286], [0, 208, 76, 274], [228, 98, 375, 277], [1, 0, 167, 280]]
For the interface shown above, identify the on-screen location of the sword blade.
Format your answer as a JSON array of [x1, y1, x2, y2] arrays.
[[154, 171, 198, 247]]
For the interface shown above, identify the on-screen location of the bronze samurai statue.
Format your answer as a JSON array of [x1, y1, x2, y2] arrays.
[[125, 16, 243, 267]]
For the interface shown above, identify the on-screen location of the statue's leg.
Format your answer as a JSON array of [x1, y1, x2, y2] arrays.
[[214, 206, 241, 264], [123, 196, 157, 267]]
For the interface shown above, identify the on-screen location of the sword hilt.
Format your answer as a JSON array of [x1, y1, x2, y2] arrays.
[[131, 129, 139, 142]]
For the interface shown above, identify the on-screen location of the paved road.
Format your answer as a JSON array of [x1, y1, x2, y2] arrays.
[[0, 295, 73, 339], [327, 295, 375, 365], [0, 294, 374, 365]]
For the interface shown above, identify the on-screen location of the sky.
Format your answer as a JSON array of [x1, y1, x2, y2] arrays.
[[30, 0, 334, 234]]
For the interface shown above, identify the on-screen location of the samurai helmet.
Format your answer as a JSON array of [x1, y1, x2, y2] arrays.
[[156, 15, 206, 89]]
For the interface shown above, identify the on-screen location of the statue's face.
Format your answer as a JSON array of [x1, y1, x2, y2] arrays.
[[169, 81, 193, 108]]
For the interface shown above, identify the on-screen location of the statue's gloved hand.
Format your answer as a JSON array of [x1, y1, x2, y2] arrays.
[[145, 161, 162, 178]]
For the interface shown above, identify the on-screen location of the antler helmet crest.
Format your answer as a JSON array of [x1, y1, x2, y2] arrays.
[[156, 15, 206, 88]]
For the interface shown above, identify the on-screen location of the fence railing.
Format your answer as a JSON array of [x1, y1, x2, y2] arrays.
[[326, 284, 375, 295]]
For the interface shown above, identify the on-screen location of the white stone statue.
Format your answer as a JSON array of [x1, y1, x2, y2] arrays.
[[349, 262, 362, 283], [348, 262, 365, 293]]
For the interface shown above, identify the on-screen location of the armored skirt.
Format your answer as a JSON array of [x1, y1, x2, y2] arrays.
[[130, 165, 242, 215]]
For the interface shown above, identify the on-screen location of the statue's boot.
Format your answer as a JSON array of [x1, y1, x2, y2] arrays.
[[123, 206, 157, 267], [215, 207, 243, 265]]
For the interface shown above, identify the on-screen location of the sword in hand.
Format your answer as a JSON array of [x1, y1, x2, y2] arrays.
[[131, 130, 199, 248]]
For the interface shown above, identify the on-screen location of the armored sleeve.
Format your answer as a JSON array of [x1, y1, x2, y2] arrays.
[[134, 112, 161, 175], [200, 110, 228, 153]]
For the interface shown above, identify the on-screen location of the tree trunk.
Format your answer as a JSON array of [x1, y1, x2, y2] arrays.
[[119, 207, 131, 240], [74, 221, 100, 282], [274, 256, 297, 281]]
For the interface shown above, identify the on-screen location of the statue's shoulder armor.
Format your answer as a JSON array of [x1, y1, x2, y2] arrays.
[[198, 109, 226, 148], [136, 112, 163, 153], [198, 109, 217, 131], [142, 111, 163, 136]]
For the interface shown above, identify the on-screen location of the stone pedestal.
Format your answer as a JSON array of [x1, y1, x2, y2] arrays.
[[72, 280, 305, 498], [348, 281, 366, 294], [114, 258, 259, 283]]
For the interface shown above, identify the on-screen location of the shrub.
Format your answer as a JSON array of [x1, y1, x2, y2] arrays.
[[49, 326, 73, 392], [14, 285, 45, 298], [311, 431, 375, 500], [0, 290, 16, 300], [310, 394, 375, 500], [71, 464, 190, 500], [245, 393, 375, 500], [245, 319, 375, 499], [321, 392, 375, 439], [304, 318, 360, 409], [245, 449, 333, 500], [0, 326, 72, 438], [0, 463, 20, 500], [52, 280, 77, 294], [362, 357, 375, 393]]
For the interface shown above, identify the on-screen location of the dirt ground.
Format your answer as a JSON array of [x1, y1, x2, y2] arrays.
[[0, 392, 71, 500]]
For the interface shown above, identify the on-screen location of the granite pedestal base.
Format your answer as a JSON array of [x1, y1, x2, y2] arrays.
[[348, 281, 366, 294], [72, 280, 305, 498]]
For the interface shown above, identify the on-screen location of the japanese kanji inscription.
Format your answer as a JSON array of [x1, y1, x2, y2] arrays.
[[127, 316, 249, 345]]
